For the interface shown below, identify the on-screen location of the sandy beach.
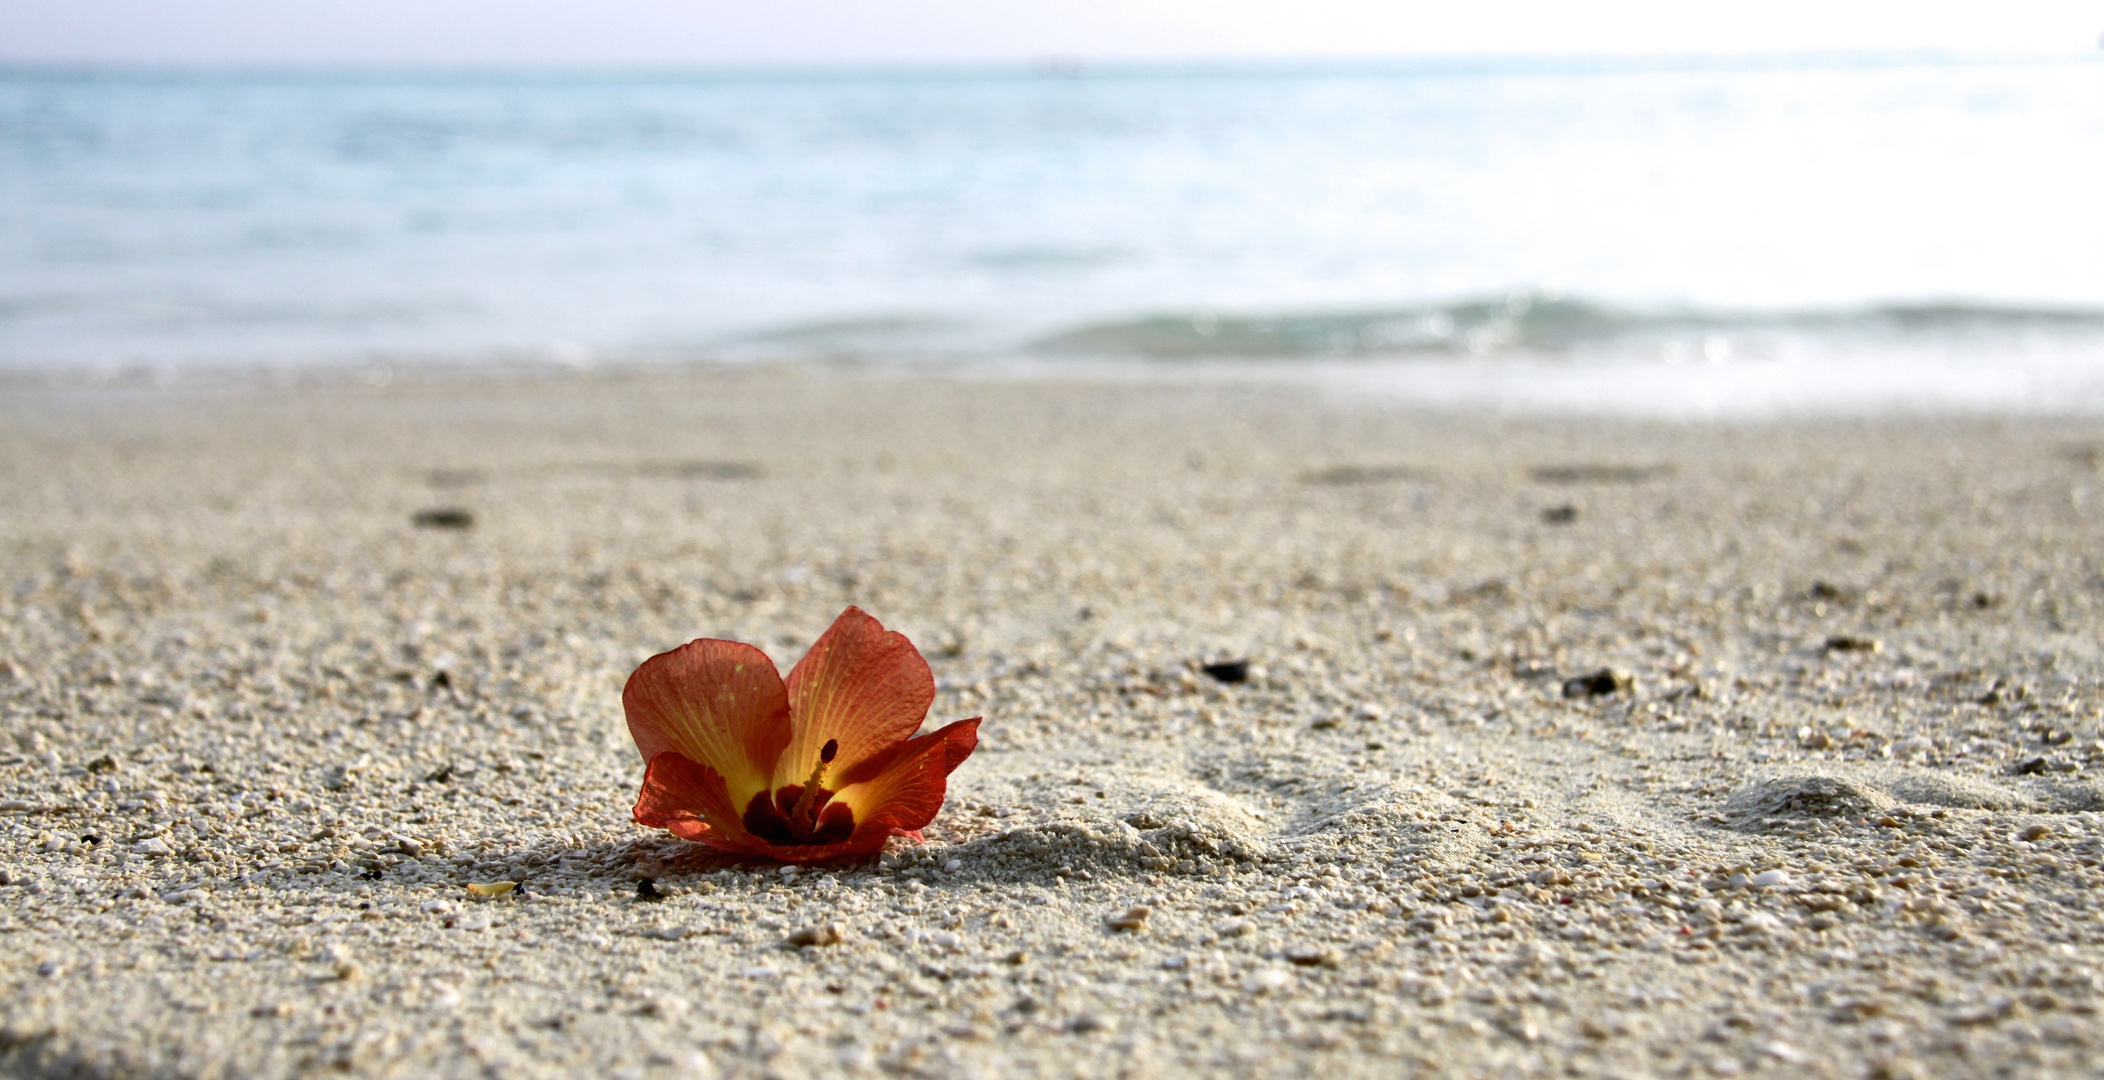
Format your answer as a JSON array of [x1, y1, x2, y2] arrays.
[[3, 368, 2102, 1080]]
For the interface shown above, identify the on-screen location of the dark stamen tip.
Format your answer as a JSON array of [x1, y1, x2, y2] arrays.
[[820, 739, 838, 763]]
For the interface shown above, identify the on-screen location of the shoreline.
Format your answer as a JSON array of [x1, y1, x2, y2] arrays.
[[9, 344, 2104, 422], [3, 369, 2102, 1079]]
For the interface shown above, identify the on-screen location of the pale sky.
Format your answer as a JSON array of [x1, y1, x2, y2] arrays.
[[0, 0, 2099, 67]]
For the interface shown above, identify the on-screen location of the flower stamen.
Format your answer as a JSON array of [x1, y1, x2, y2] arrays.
[[788, 738, 839, 828]]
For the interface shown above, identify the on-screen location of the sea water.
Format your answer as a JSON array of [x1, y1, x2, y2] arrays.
[[4, 54, 2103, 411]]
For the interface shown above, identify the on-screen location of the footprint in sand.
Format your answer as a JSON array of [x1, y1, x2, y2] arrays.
[[939, 761, 1478, 881], [1721, 767, 2104, 833]]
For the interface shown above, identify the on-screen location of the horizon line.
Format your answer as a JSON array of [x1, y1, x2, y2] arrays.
[[1, 46, 2097, 81]]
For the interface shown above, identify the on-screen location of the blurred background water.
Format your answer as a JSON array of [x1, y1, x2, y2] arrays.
[[5, 54, 2104, 408]]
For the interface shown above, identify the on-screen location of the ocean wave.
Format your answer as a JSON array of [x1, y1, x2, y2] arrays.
[[1026, 297, 2104, 360]]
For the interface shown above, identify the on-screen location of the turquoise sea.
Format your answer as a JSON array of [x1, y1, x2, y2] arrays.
[[5, 53, 2104, 410]]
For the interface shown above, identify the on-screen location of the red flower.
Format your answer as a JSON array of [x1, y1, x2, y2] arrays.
[[625, 607, 980, 863]]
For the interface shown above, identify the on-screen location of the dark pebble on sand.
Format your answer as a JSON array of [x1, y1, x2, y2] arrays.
[[1561, 669, 1629, 698], [1823, 635, 1882, 654], [1540, 504, 1578, 524], [1201, 660, 1250, 684], [636, 878, 665, 902], [412, 508, 475, 530]]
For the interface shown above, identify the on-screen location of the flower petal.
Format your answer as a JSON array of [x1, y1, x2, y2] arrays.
[[632, 751, 756, 852], [624, 638, 791, 809], [778, 607, 936, 787], [830, 717, 981, 838]]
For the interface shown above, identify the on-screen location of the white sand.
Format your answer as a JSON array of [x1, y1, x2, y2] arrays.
[[3, 369, 2102, 1079]]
